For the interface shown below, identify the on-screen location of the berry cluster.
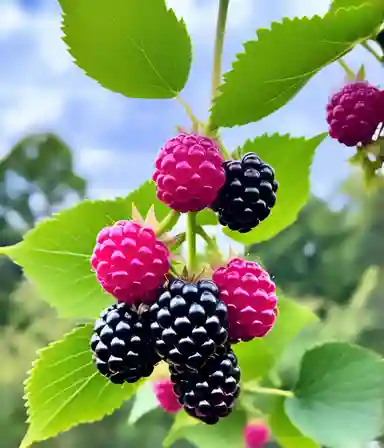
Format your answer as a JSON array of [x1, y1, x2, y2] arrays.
[[153, 132, 278, 232], [90, 132, 278, 425]]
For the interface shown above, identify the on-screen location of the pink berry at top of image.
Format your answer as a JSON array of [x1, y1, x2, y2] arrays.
[[326, 81, 384, 147], [213, 258, 278, 343], [153, 133, 226, 213], [244, 422, 270, 448], [153, 379, 182, 414], [91, 220, 170, 304]]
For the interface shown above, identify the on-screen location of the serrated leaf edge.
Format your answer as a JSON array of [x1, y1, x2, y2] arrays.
[[21, 324, 139, 447], [59, 2, 192, 99], [210, 4, 382, 127]]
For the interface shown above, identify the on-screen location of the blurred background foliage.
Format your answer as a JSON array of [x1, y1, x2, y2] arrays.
[[0, 133, 383, 447]]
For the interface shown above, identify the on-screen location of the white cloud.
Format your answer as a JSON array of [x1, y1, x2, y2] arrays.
[[166, 0, 255, 38], [0, 3, 26, 38], [286, 0, 330, 18], [0, 86, 66, 137]]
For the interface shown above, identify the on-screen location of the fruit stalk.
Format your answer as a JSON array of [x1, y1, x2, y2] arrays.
[[207, 0, 230, 133], [186, 212, 198, 274], [156, 210, 181, 237]]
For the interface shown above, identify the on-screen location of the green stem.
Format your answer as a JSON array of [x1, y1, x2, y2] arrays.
[[186, 213, 198, 274], [362, 41, 383, 64], [156, 210, 180, 237], [197, 226, 219, 252], [337, 58, 355, 79], [243, 384, 294, 399], [207, 0, 230, 134], [169, 232, 186, 251], [176, 96, 201, 133]]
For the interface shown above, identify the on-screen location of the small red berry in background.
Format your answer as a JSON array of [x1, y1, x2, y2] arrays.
[[213, 258, 277, 343], [326, 81, 383, 147], [153, 133, 226, 213], [153, 379, 182, 414], [91, 220, 170, 304], [244, 422, 270, 448]]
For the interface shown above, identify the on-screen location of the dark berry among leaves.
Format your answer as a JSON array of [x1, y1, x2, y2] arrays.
[[149, 279, 228, 372], [91, 303, 160, 384], [212, 152, 278, 233], [170, 345, 241, 424]]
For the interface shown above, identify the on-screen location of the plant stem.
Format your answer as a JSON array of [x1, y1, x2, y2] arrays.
[[169, 232, 186, 251], [186, 213, 198, 274], [211, 0, 230, 101], [362, 41, 383, 64], [337, 58, 355, 79], [243, 384, 294, 398], [207, 0, 230, 134], [156, 210, 180, 237], [197, 226, 219, 252], [176, 96, 201, 133]]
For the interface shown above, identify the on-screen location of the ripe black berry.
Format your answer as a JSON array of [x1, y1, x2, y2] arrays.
[[212, 152, 278, 233], [149, 279, 228, 372], [170, 346, 241, 424], [90, 303, 160, 384]]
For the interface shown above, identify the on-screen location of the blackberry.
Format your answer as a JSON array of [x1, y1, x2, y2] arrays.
[[149, 279, 228, 372], [212, 152, 278, 233], [170, 346, 241, 424], [90, 303, 160, 384]]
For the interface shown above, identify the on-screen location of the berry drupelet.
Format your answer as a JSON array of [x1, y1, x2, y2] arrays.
[[212, 152, 278, 233]]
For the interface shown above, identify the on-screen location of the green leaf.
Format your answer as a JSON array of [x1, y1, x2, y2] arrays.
[[164, 409, 247, 448], [21, 325, 140, 447], [269, 397, 320, 448], [1, 181, 168, 319], [234, 297, 318, 381], [330, 0, 384, 12], [285, 342, 384, 448], [196, 209, 218, 226], [224, 133, 327, 245], [128, 381, 159, 425], [210, 4, 384, 127], [59, 0, 192, 99]]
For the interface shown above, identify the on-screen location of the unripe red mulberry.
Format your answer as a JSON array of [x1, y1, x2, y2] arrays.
[[326, 81, 383, 147], [153, 379, 182, 414], [213, 258, 277, 343], [244, 422, 270, 448], [91, 220, 170, 304], [153, 133, 226, 212]]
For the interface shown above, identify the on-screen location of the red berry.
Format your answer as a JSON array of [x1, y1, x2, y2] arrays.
[[153, 379, 182, 414], [91, 220, 170, 304], [153, 133, 226, 212], [213, 258, 277, 343], [326, 81, 383, 147], [244, 422, 270, 448]]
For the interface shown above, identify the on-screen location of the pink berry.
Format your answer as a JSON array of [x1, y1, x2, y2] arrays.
[[326, 81, 383, 147], [153, 379, 182, 414], [213, 258, 277, 343], [244, 422, 270, 448], [91, 220, 170, 304], [153, 133, 226, 212]]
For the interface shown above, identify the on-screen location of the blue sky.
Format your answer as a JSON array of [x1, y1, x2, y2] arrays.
[[0, 0, 382, 204]]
